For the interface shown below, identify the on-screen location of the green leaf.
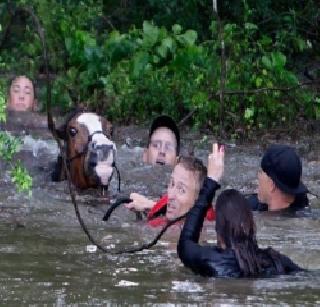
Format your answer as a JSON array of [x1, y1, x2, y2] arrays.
[[255, 77, 263, 87], [131, 51, 149, 78], [177, 30, 197, 46], [184, 30, 197, 46], [162, 37, 173, 51], [0, 132, 21, 161], [152, 55, 160, 63], [244, 107, 254, 120], [156, 37, 174, 58], [284, 72, 298, 85], [192, 91, 207, 108], [172, 24, 182, 35], [259, 35, 273, 48], [245, 23, 258, 31], [142, 21, 159, 48], [10, 162, 33, 195], [294, 37, 306, 52], [261, 55, 272, 69], [224, 23, 237, 37], [157, 45, 167, 58], [65, 37, 73, 53], [0, 89, 6, 123], [271, 52, 286, 68]]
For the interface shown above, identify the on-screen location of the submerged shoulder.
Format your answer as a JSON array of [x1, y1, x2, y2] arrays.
[[258, 247, 303, 275]]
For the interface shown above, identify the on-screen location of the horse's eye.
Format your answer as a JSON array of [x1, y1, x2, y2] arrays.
[[69, 127, 78, 137]]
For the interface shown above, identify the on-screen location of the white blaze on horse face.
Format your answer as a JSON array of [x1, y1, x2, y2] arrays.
[[77, 112, 116, 185], [77, 113, 101, 133], [95, 157, 114, 185], [77, 112, 116, 148]]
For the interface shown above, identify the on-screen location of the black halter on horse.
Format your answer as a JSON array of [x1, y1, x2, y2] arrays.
[[11, 4, 192, 255], [65, 127, 121, 192]]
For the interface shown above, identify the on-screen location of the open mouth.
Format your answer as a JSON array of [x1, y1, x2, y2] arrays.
[[156, 160, 165, 166], [167, 202, 177, 214]]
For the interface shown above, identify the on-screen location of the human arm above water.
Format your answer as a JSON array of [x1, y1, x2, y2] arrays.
[[125, 193, 155, 211], [177, 144, 225, 275]]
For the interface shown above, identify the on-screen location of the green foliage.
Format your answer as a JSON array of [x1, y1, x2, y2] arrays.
[[10, 162, 33, 196], [211, 11, 310, 131], [0, 0, 318, 134], [0, 132, 21, 161], [0, 85, 33, 194], [101, 22, 214, 122], [0, 85, 6, 122]]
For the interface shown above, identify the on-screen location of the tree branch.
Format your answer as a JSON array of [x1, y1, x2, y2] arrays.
[[211, 80, 319, 98]]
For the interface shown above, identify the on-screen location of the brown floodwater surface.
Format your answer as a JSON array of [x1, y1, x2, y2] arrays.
[[1, 117, 320, 305]]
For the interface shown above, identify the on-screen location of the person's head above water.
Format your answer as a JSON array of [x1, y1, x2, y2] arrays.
[[177, 144, 303, 278], [143, 115, 180, 167], [7, 75, 37, 112], [166, 156, 206, 221], [215, 189, 290, 276], [216, 189, 256, 250], [257, 144, 308, 211]]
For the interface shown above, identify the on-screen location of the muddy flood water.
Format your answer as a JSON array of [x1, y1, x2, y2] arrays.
[[1, 113, 320, 305]]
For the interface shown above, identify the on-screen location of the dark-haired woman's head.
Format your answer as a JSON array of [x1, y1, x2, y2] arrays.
[[215, 189, 263, 276], [215, 189, 257, 249]]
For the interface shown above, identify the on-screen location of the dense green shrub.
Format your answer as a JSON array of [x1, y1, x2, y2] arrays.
[[0, 0, 318, 134]]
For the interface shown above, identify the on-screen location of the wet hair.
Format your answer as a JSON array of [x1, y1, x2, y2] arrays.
[[177, 156, 207, 190], [216, 189, 261, 276], [215, 189, 288, 277]]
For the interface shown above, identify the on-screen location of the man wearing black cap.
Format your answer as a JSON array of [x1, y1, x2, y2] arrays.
[[248, 144, 309, 213], [143, 115, 180, 167], [126, 115, 180, 212]]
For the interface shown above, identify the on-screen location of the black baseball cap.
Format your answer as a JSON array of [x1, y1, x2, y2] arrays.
[[261, 144, 308, 195], [149, 115, 180, 155]]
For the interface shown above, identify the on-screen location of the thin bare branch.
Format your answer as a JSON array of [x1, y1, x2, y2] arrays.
[[214, 80, 319, 97]]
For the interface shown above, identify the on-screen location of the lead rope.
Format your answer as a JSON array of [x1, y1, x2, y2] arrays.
[[18, 4, 182, 255], [102, 197, 187, 254], [14, 5, 112, 253]]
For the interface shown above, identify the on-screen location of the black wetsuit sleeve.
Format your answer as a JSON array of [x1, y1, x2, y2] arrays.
[[279, 253, 304, 273], [246, 194, 268, 212], [291, 193, 309, 210], [247, 194, 259, 210], [177, 178, 220, 276]]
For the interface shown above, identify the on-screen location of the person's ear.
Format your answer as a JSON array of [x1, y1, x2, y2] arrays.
[[270, 178, 277, 193], [143, 148, 148, 163]]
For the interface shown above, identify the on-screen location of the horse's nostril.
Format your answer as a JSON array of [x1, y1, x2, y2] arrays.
[[89, 161, 97, 168], [91, 141, 98, 150]]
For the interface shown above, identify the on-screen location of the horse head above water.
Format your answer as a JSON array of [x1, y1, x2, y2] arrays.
[[53, 111, 116, 190]]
